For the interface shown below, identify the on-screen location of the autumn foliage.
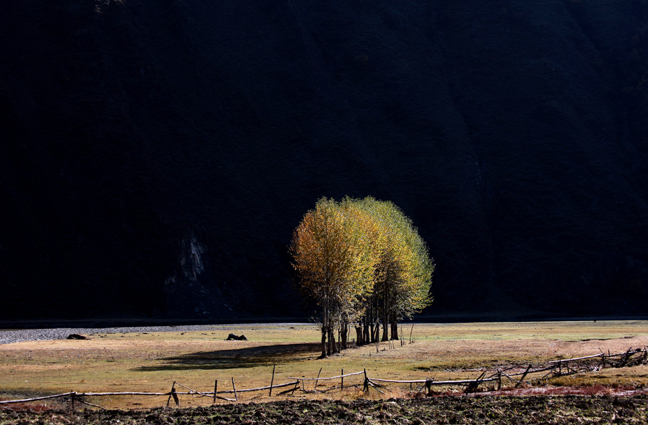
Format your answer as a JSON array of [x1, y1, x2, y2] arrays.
[[290, 197, 433, 357]]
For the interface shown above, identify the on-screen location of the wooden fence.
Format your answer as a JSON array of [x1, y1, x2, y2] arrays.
[[1, 346, 646, 410]]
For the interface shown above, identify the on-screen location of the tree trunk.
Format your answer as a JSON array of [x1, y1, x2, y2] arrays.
[[320, 326, 327, 358], [355, 326, 363, 346], [363, 317, 369, 345], [391, 320, 398, 340], [322, 296, 329, 357], [382, 285, 389, 342], [329, 327, 337, 353], [381, 314, 389, 341], [326, 328, 331, 356], [341, 322, 348, 349], [369, 301, 376, 343]]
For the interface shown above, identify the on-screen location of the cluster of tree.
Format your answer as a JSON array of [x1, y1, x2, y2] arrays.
[[290, 197, 434, 358]]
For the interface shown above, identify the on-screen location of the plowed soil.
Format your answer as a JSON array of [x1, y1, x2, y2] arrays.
[[2, 395, 648, 424]]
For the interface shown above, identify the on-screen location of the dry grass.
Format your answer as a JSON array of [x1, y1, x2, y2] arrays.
[[1, 321, 648, 409]]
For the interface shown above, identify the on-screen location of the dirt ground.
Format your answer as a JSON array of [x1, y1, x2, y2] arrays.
[[2, 395, 648, 424]]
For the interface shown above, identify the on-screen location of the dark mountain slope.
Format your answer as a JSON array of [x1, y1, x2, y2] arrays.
[[1, 0, 647, 321]]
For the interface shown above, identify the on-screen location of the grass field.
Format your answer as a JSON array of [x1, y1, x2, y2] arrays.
[[1, 321, 648, 410]]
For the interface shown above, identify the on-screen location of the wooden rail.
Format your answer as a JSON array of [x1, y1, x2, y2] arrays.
[[548, 353, 605, 363], [287, 371, 365, 381]]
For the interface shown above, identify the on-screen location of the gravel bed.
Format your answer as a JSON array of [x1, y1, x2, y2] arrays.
[[0, 323, 306, 345]]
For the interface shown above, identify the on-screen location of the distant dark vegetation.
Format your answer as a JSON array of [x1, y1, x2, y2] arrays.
[[1, 0, 648, 322]]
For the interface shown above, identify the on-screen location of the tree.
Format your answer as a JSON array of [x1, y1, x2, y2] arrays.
[[289, 198, 373, 357], [350, 197, 433, 342], [290, 196, 433, 355]]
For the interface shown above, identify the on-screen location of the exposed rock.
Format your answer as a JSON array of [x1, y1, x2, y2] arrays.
[[66, 334, 87, 340], [226, 334, 247, 341]]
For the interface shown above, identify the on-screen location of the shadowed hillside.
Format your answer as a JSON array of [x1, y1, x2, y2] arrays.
[[1, 0, 648, 321]]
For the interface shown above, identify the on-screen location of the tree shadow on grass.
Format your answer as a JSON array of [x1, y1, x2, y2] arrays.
[[134, 342, 321, 372]]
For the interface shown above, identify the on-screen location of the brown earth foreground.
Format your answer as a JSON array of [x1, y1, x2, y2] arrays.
[[2, 395, 648, 424]]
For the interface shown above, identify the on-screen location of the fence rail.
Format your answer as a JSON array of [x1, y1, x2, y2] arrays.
[[1, 346, 646, 410]]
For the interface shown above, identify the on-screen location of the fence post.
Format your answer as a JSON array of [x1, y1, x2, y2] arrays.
[[70, 392, 75, 412], [465, 371, 486, 394], [269, 365, 276, 397], [341, 369, 344, 391], [363, 369, 369, 392], [213, 380, 218, 404], [166, 382, 179, 407], [314, 367, 322, 392], [232, 378, 238, 401], [425, 378, 433, 396], [167, 381, 174, 407], [172, 387, 179, 407]]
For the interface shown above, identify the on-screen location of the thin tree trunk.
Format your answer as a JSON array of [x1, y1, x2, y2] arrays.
[[363, 315, 370, 345], [382, 313, 389, 341], [327, 327, 331, 355], [382, 283, 389, 341], [322, 296, 329, 357], [326, 327, 331, 356], [362, 316, 368, 345], [369, 300, 376, 343], [329, 327, 336, 353], [391, 320, 398, 340], [320, 326, 327, 358]]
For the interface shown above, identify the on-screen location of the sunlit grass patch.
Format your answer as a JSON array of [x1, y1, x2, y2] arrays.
[[1, 321, 648, 409]]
